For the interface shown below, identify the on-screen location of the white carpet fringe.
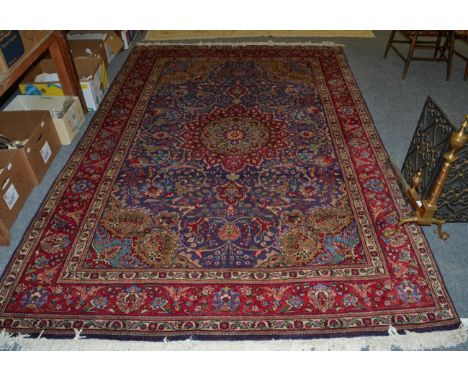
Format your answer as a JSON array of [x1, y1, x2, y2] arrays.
[[1, 319, 467, 351], [137, 41, 345, 47]]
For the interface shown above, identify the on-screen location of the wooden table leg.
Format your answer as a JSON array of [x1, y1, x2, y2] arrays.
[[48, 31, 87, 112]]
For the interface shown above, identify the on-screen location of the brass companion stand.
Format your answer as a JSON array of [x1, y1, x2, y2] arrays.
[[395, 115, 468, 240]]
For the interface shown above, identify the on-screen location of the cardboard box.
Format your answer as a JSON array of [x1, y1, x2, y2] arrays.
[[119, 31, 138, 49], [19, 30, 51, 53], [4, 95, 85, 145], [0, 31, 52, 74], [68, 31, 123, 64], [67, 39, 109, 91], [0, 149, 35, 245], [0, 30, 25, 73], [0, 150, 34, 245], [18, 57, 108, 112], [0, 111, 61, 185], [68, 38, 109, 67]]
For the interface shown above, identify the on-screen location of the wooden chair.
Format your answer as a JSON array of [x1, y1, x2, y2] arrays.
[[384, 31, 453, 80], [440, 31, 468, 80]]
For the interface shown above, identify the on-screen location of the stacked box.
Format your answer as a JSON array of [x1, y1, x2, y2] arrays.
[[0, 30, 25, 73], [0, 149, 35, 245], [67, 31, 123, 64], [0, 110, 61, 185], [4, 95, 85, 145]]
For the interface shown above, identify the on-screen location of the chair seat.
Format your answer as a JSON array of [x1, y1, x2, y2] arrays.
[[386, 30, 467, 80], [384, 31, 451, 79], [402, 30, 444, 37], [455, 31, 468, 42]]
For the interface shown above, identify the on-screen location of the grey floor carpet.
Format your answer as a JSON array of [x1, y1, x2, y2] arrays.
[[0, 31, 467, 349]]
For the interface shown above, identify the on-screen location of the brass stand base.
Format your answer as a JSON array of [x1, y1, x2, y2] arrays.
[[396, 215, 449, 240]]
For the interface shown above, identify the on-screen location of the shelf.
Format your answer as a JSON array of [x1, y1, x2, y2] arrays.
[[0, 31, 87, 112]]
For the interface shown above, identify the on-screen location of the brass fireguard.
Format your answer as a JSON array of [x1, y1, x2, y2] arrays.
[[390, 115, 468, 240]]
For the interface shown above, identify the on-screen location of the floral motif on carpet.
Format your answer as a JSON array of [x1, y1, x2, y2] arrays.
[[0, 46, 459, 339]]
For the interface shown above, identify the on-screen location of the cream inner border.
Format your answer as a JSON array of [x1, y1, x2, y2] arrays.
[[58, 54, 388, 283]]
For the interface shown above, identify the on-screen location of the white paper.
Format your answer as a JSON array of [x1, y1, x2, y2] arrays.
[[40, 141, 52, 164], [35, 72, 59, 82], [3, 183, 19, 210]]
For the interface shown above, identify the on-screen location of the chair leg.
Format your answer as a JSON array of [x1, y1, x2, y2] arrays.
[[446, 32, 455, 81], [384, 30, 397, 58], [464, 62, 467, 81], [384, 31, 396, 58], [434, 31, 443, 58], [402, 32, 418, 79]]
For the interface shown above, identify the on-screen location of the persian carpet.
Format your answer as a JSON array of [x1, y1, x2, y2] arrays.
[[0, 46, 459, 340]]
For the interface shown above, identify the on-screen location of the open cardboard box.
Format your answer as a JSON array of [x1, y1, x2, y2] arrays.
[[4, 95, 85, 145], [0, 149, 35, 245], [68, 31, 123, 64], [0, 110, 61, 185], [68, 38, 109, 68], [18, 57, 108, 111]]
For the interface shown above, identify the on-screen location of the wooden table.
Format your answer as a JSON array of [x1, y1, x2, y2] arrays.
[[0, 31, 87, 111]]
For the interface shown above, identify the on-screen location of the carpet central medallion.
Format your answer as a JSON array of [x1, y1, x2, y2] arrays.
[[183, 104, 290, 172], [0, 46, 458, 339], [202, 116, 269, 155]]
